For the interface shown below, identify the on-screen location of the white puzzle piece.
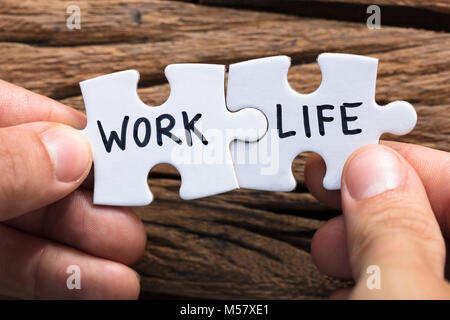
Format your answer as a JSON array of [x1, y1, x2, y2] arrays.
[[227, 53, 417, 191], [80, 65, 267, 206]]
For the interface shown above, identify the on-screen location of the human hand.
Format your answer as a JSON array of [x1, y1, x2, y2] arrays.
[[0, 80, 146, 299], [306, 141, 450, 299]]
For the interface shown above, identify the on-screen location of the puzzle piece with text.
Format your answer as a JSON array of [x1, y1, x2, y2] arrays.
[[227, 53, 417, 191], [80, 64, 267, 206]]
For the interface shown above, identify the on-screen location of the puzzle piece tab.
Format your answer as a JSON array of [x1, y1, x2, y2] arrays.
[[80, 65, 267, 206], [227, 53, 417, 191]]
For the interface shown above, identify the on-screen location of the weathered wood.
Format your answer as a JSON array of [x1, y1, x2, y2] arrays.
[[0, 0, 296, 45], [61, 37, 450, 108], [326, 0, 450, 13], [1, 0, 449, 299], [199, 0, 450, 14], [198, 0, 450, 31], [1, 12, 448, 99], [2, 0, 447, 48]]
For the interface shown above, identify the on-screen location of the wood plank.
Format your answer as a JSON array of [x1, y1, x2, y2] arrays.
[[1, 13, 448, 99], [2, 0, 446, 48], [200, 0, 450, 14], [0, 0, 296, 45], [62, 38, 450, 109], [198, 0, 450, 31], [290, 41, 450, 107], [347, 0, 449, 13], [315, 0, 450, 14]]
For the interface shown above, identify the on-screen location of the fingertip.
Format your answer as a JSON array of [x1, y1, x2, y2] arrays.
[[118, 207, 147, 265], [38, 190, 147, 266], [342, 144, 406, 202], [0, 79, 87, 129], [124, 268, 142, 300], [311, 216, 352, 279], [340, 144, 446, 284], [40, 124, 92, 184], [74, 191, 147, 266], [50, 101, 87, 130], [0, 122, 92, 219], [330, 287, 353, 300], [97, 206, 147, 266], [101, 264, 141, 300], [65, 260, 141, 300], [76, 260, 141, 299], [305, 153, 341, 209], [65, 107, 87, 130], [0, 224, 142, 300], [81, 168, 94, 190]]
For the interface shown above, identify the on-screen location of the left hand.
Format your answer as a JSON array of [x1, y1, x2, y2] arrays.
[[0, 80, 146, 299]]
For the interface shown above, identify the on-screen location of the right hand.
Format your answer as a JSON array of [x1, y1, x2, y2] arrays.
[[306, 141, 450, 299]]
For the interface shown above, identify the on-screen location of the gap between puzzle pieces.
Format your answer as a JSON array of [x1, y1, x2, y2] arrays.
[[80, 53, 417, 206]]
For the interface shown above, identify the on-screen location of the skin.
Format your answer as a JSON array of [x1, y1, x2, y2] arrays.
[[306, 141, 450, 299], [0, 80, 146, 299]]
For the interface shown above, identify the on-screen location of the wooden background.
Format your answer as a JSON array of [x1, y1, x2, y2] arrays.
[[0, 0, 449, 299]]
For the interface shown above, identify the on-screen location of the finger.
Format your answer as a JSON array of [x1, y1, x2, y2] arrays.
[[304, 153, 341, 209], [329, 287, 353, 300], [308, 142, 450, 283], [305, 141, 450, 235], [6, 189, 146, 266], [0, 224, 140, 299], [310, 215, 351, 279], [0, 122, 91, 220], [446, 239, 450, 280], [382, 141, 450, 237], [342, 144, 448, 299], [0, 80, 86, 129], [81, 168, 94, 190], [311, 218, 450, 286]]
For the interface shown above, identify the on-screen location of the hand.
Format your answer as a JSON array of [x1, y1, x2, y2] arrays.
[[0, 80, 146, 299], [306, 141, 450, 299]]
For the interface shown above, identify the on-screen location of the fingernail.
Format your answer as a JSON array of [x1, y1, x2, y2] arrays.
[[344, 146, 405, 201], [40, 126, 91, 182]]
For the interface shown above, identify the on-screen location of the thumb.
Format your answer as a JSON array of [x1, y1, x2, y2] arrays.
[[0, 122, 91, 220], [341, 144, 449, 299]]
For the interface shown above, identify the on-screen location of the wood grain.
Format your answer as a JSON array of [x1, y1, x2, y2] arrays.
[[1, 0, 449, 299], [200, 0, 450, 14], [1, 4, 448, 99], [198, 0, 450, 31], [326, 0, 450, 13], [134, 185, 346, 299], [0, 0, 296, 45]]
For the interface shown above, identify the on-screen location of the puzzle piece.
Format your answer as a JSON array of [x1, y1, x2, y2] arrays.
[[227, 53, 417, 191], [80, 64, 267, 206]]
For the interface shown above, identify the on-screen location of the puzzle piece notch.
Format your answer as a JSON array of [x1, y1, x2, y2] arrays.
[[227, 53, 417, 191], [80, 65, 267, 206]]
